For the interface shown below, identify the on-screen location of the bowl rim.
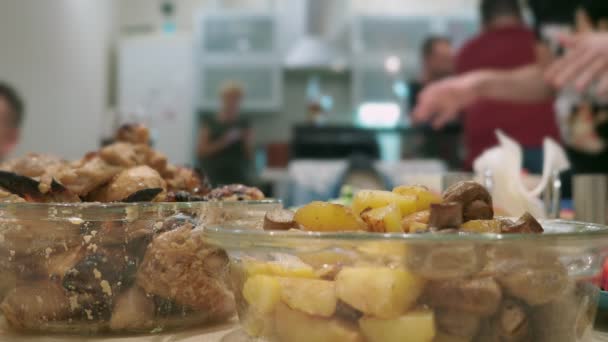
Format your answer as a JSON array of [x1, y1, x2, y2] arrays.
[[204, 219, 608, 245], [0, 199, 279, 210]]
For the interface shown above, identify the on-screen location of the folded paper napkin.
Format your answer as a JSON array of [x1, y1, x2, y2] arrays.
[[473, 130, 570, 218]]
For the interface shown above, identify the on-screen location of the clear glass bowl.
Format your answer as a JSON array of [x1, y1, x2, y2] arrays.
[[0, 200, 279, 335], [205, 219, 608, 342]]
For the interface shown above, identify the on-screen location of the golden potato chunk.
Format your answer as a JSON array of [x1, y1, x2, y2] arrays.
[[359, 310, 436, 342], [336, 267, 425, 318], [352, 190, 417, 216], [295, 202, 364, 232], [460, 220, 503, 234], [243, 259, 317, 279], [402, 210, 431, 232], [360, 204, 402, 233], [275, 303, 364, 342], [278, 277, 337, 317], [243, 275, 281, 314], [393, 185, 442, 211]]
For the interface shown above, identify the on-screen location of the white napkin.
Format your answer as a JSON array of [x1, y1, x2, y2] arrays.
[[473, 130, 570, 218]]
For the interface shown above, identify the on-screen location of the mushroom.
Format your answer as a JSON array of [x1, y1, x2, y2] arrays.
[[501, 212, 544, 234], [0, 170, 80, 203], [436, 309, 481, 339], [407, 244, 484, 280], [264, 209, 296, 231], [0, 281, 70, 330], [428, 202, 463, 229], [443, 181, 493, 221], [136, 224, 235, 320], [109, 286, 155, 332], [492, 299, 531, 341], [424, 277, 502, 316], [531, 282, 597, 342]]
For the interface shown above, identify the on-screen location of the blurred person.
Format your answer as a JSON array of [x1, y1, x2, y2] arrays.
[[413, 1, 608, 175], [408, 36, 463, 169], [197, 81, 255, 185], [449, 0, 560, 172], [0, 82, 24, 160]]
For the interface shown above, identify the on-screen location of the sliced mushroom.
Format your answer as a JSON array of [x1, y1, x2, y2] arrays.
[[0, 170, 80, 203], [109, 286, 155, 332], [408, 244, 484, 280], [436, 309, 481, 339], [424, 277, 502, 316], [428, 202, 463, 229], [443, 181, 493, 221], [492, 299, 531, 341], [531, 282, 597, 342], [1, 281, 70, 330], [264, 209, 296, 231], [501, 212, 544, 234], [121, 188, 163, 203]]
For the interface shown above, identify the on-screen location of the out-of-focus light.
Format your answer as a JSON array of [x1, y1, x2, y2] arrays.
[[320, 95, 333, 111], [237, 38, 251, 52], [384, 56, 401, 74], [393, 81, 409, 99], [358, 102, 401, 128]]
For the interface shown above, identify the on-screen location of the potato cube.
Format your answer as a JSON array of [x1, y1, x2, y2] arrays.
[[460, 220, 502, 234], [275, 303, 364, 342], [242, 310, 275, 337], [393, 185, 442, 211], [360, 204, 402, 233], [336, 267, 425, 318], [242, 275, 281, 314], [295, 202, 364, 232], [278, 277, 337, 317], [402, 210, 431, 232], [243, 259, 317, 279], [352, 190, 417, 217], [359, 310, 436, 342]]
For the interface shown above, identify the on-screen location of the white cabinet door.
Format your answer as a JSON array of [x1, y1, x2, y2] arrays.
[[118, 34, 196, 166]]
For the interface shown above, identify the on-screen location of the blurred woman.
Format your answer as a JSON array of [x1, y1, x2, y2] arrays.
[[197, 82, 255, 185]]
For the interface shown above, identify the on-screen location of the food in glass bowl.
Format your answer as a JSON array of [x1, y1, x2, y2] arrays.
[[0, 124, 271, 335], [205, 182, 608, 342]]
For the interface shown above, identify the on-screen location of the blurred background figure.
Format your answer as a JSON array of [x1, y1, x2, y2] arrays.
[[0, 82, 24, 161], [408, 36, 463, 169], [456, 0, 559, 172], [197, 81, 255, 186]]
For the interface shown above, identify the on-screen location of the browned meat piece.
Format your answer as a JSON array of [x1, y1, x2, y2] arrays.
[[57, 156, 123, 196], [424, 277, 502, 316], [428, 202, 463, 229], [165, 167, 210, 195], [491, 299, 531, 342], [436, 309, 481, 339], [109, 286, 155, 332], [87, 166, 166, 202], [99, 142, 146, 167], [443, 181, 493, 221], [407, 244, 484, 280], [206, 184, 265, 201], [1, 281, 70, 330], [0, 153, 66, 179], [264, 209, 296, 230], [501, 212, 544, 234], [145, 148, 169, 175], [136, 224, 235, 319], [115, 123, 150, 145]]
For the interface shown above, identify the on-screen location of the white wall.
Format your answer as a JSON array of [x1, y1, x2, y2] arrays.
[[0, 0, 116, 159]]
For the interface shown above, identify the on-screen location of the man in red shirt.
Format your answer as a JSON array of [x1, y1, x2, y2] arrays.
[[456, 0, 560, 172]]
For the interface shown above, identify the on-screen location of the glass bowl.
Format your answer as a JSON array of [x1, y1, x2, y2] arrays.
[[205, 219, 608, 342], [0, 200, 279, 335]]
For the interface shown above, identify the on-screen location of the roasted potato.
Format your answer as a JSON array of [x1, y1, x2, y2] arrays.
[[295, 202, 364, 232]]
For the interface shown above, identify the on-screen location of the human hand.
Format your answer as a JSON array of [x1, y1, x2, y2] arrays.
[[412, 73, 481, 129], [544, 33, 608, 96]]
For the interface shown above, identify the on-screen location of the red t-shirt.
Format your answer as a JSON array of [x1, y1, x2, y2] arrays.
[[457, 26, 560, 169]]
